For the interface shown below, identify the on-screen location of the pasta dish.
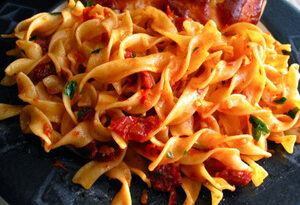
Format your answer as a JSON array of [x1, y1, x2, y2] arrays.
[[1, 0, 299, 204]]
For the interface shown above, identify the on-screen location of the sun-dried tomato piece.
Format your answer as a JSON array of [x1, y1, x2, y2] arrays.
[[205, 158, 252, 186], [32, 63, 56, 82], [150, 164, 182, 192], [109, 116, 161, 142], [216, 169, 252, 186], [86, 142, 122, 162], [140, 71, 154, 89]]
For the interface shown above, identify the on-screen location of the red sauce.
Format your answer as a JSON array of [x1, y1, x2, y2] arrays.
[[43, 123, 53, 137], [140, 189, 148, 204], [205, 158, 252, 186], [83, 6, 109, 21], [149, 164, 182, 192], [86, 142, 122, 162], [32, 62, 56, 82], [52, 160, 67, 170], [140, 89, 152, 106], [166, 5, 174, 20], [109, 116, 161, 142], [140, 71, 154, 89]]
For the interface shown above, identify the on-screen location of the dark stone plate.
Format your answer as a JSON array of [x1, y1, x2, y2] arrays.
[[0, 0, 299, 204]]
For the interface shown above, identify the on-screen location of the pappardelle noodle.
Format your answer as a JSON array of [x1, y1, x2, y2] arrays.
[[1, 0, 300, 204]]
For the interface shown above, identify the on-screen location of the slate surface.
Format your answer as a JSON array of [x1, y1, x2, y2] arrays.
[[0, 0, 299, 204]]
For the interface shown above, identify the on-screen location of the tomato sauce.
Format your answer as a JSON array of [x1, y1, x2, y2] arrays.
[[109, 116, 161, 142]]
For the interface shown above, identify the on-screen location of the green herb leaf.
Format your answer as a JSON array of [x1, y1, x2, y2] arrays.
[[132, 53, 137, 58], [249, 115, 270, 142], [80, 88, 84, 94], [183, 150, 188, 155], [77, 107, 91, 121], [91, 48, 102, 54], [274, 97, 287, 105], [64, 81, 77, 99], [195, 142, 207, 148], [285, 107, 300, 119], [82, 0, 94, 7], [193, 47, 199, 53], [167, 151, 174, 159], [49, 11, 62, 15]]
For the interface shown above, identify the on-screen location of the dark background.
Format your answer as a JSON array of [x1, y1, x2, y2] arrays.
[[0, 0, 300, 204]]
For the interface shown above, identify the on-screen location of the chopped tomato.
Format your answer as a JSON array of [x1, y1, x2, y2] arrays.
[[32, 63, 56, 82], [86, 142, 122, 162], [216, 169, 252, 186], [149, 164, 182, 192], [140, 71, 154, 89], [205, 158, 252, 186], [109, 116, 161, 142]]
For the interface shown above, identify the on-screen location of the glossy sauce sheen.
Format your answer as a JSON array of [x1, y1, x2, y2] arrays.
[[90, 0, 265, 27]]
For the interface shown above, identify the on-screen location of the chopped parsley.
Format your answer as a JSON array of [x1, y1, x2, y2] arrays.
[[285, 107, 300, 119], [249, 115, 270, 142], [49, 11, 61, 15], [183, 150, 188, 155], [195, 142, 207, 148], [64, 81, 77, 99], [77, 107, 91, 121], [82, 0, 94, 7], [91, 48, 102, 54], [274, 97, 287, 105], [167, 151, 174, 159], [193, 47, 199, 53], [132, 53, 137, 58]]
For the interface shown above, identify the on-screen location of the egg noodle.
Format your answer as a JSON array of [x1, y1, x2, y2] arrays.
[[1, 0, 300, 204]]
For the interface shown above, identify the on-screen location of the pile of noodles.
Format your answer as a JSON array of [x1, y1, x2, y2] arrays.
[[0, 0, 299, 204]]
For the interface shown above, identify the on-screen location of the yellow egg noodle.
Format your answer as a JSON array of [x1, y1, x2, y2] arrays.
[[1, 0, 300, 204]]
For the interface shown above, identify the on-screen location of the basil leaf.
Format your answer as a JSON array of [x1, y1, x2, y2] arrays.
[[274, 97, 287, 104], [132, 53, 137, 58], [285, 107, 300, 119], [64, 81, 77, 99], [91, 48, 102, 54], [167, 151, 174, 159], [183, 150, 187, 155], [249, 115, 270, 142], [77, 107, 91, 121], [193, 47, 199, 53], [49, 12, 61, 15], [195, 142, 207, 148], [82, 0, 94, 7]]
